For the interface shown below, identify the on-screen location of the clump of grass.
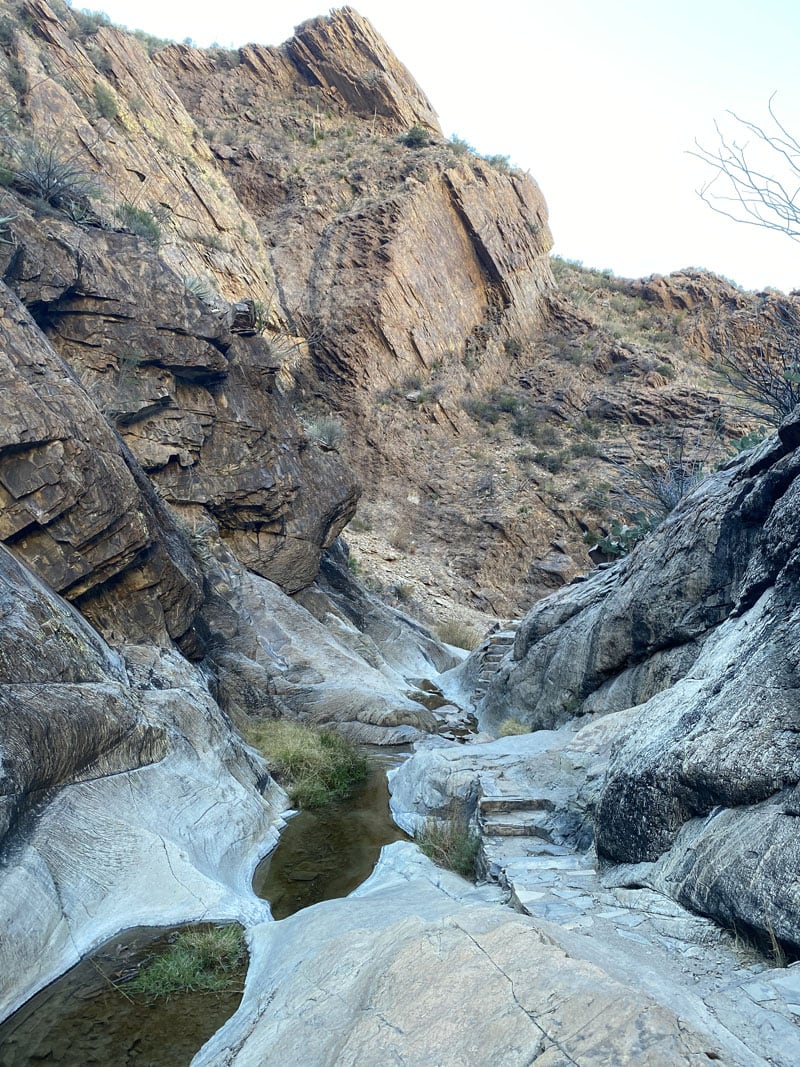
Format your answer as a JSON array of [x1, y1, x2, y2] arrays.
[[417, 807, 480, 879], [303, 414, 344, 450], [92, 80, 117, 122], [498, 717, 530, 737], [245, 720, 367, 808], [115, 202, 161, 246], [436, 619, 482, 650], [127, 925, 246, 999]]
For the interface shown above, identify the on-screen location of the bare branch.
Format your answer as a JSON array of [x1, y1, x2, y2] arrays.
[[691, 96, 800, 240]]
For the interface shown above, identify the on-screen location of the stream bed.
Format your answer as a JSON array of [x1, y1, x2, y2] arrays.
[[0, 925, 246, 1067], [254, 747, 409, 918], [0, 749, 409, 1064]]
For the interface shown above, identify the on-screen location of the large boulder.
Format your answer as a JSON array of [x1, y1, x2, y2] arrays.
[[479, 416, 800, 948], [193, 842, 741, 1067]]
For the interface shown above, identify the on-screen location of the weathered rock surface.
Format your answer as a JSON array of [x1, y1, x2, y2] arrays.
[[193, 842, 735, 1067], [196, 538, 447, 744], [156, 12, 572, 621], [391, 733, 800, 1066], [0, 282, 204, 648], [0, 545, 287, 1022], [0, 201, 358, 598], [287, 7, 440, 132], [476, 413, 800, 950]]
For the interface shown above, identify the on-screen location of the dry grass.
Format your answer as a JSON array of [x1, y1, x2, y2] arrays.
[[245, 719, 367, 808], [416, 806, 481, 879], [436, 619, 483, 650], [498, 717, 530, 737]]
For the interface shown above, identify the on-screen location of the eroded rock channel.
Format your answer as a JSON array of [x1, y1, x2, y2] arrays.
[[254, 750, 410, 919]]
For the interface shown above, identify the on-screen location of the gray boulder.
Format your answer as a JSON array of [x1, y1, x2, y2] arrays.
[[480, 415, 800, 948]]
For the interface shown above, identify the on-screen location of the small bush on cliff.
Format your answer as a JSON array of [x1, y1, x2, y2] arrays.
[[245, 720, 367, 809], [6, 137, 97, 211], [399, 124, 431, 148], [69, 8, 111, 38], [92, 80, 118, 122], [115, 202, 161, 246], [303, 414, 344, 450], [128, 925, 246, 999], [417, 807, 480, 879]]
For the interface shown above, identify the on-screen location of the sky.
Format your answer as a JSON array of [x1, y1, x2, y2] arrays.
[[82, 0, 800, 293]]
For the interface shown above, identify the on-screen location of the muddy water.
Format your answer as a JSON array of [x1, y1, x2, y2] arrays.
[[0, 926, 245, 1067], [254, 748, 409, 919]]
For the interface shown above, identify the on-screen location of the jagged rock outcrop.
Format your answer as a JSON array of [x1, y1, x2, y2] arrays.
[[0, 282, 205, 647], [155, 14, 564, 619], [0, 196, 358, 598], [9, 0, 279, 305], [478, 409, 800, 949], [287, 7, 440, 131]]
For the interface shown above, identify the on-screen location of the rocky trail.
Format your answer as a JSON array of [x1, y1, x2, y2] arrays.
[[479, 781, 800, 1066]]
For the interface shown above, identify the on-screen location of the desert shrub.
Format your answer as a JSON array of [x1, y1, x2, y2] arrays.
[[498, 717, 530, 737], [245, 720, 367, 809], [416, 807, 481, 879], [346, 553, 360, 576], [127, 925, 246, 999], [569, 439, 600, 459], [92, 80, 117, 121], [304, 414, 344, 450], [132, 28, 174, 55], [449, 134, 473, 155], [184, 274, 219, 304], [463, 390, 521, 425], [115, 202, 161, 246], [0, 16, 17, 48], [7, 137, 97, 209], [730, 427, 768, 454], [347, 512, 372, 533], [399, 124, 431, 148], [533, 449, 567, 473], [436, 619, 482, 651], [70, 8, 111, 37], [583, 512, 656, 558]]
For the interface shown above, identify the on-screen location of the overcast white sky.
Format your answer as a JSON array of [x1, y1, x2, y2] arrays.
[[84, 0, 800, 292]]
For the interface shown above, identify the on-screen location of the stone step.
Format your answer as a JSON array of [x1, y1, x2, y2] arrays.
[[481, 839, 574, 878], [479, 795, 555, 814], [479, 811, 553, 838]]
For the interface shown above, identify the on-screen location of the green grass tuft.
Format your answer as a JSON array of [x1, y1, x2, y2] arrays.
[[127, 925, 246, 999], [245, 720, 367, 808], [416, 808, 481, 880]]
